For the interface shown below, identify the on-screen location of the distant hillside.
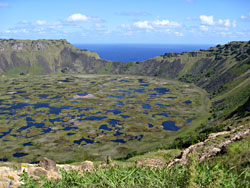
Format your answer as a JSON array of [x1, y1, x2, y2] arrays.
[[122, 41, 250, 119], [125, 41, 250, 95], [0, 39, 123, 76]]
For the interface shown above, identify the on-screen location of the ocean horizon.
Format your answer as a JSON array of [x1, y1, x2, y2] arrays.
[[73, 44, 214, 63]]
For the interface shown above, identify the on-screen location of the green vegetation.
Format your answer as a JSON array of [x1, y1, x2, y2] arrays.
[[19, 160, 249, 188]]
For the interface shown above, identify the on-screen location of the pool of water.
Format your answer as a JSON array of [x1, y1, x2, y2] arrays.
[[142, 104, 151, 109], [0, 129, 13, 138], [23, 142, 33, 146], [67, 133, 76, 136], [74, 137, 94, 145], [107, 95, 124, 99], [115, 101, 124, 106], [112, 139, 126, 143], [152, 112, 168, 117], [162, 121, 179, 131], [154, 88, 170, 94], [99, 124, 113, 131], [109, 119, 119, 127], [186, 119, 194, 123], [38, 94, 49, 99], [148, 123, 154, 128], [120, 115, 130, 119], [83, 116, 107, 121], [107, 109, 122, 115], [155, 104, 170, 108], [13, 152, 29, 158], [183, 100, 192, 105], [78, 93, 88, 96]]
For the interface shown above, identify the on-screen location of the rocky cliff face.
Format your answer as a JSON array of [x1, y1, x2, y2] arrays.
[[0, 39, 113, 75]]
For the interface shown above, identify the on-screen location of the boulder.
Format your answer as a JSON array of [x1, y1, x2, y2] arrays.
[[39, 158, 58, 172]]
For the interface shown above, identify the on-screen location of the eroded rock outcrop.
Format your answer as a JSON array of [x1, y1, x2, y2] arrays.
[[168, 124, 250, 167]]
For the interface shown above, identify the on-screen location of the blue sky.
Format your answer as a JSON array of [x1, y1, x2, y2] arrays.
[[0, 0, 249, 44]]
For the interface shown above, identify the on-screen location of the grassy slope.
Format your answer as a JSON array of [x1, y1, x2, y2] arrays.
[[133, 41, 250, 120]]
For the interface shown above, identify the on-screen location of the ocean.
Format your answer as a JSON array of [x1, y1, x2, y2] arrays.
[[73, 44, 213, 63]]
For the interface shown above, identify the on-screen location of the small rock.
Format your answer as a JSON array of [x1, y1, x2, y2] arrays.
[[39, 158, 58, 172], [7, 92, 17, 95], [79, 161, 94, 172], [33, 167, 48, 176]]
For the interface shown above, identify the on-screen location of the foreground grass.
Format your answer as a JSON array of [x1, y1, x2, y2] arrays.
[[20, 161, 249, 188]]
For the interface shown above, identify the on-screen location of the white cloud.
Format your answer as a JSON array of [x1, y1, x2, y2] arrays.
[[4, 29, 28, 34], [0, 3, 8, 7], [49, 22, 62, 29], [66, 13, 101, 22], [224, 19, 230, 27], [241, 15, 246, 19], [66, 13, 88, 22], [152, 20, 181, 28], [200, 15, 214, 25], [240, 13, 250, 21], [200, 25, 209, 31], [36, 20, 47, 25], [174, 31, 184, 37], [133, 19, 181, 30], [133, 21, 153, 29], [200, 15, 234, 28]]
